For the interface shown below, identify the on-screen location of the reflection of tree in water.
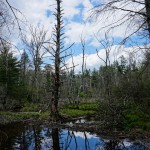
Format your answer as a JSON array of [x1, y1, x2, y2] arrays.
[[64, 129, 78, 150], [0, 130, 8, 148], [52, 128, 60, 150], [64, 130, 90, 150], [52, 129, 90, 150], [1, 124, 52, 149], [84, 131, 90, 150], [0, 124, 101, 150], [33, 125, 42, 150], [0, 123, 27, 149], [20, 131, 28, 150], [2, 124, 93, 149], [52, 129, 80, 150], [95, 139, 148, 150], [2, 124, 148, 150], [104, 140, 123, 149], [16, 125, 42, 150]]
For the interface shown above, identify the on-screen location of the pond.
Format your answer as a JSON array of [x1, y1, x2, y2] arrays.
[[0, 122, 150, 150]]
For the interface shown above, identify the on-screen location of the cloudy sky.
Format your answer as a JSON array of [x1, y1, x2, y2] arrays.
[[7, 0, 146, 73]]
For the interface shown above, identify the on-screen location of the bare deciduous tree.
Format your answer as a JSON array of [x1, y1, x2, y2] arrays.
[[22, 26, 48, 102], [92, 0, 150, 41], [0, 0, 25, 45]]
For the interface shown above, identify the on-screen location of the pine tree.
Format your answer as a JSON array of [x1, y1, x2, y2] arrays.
[[0, 45, 20, 108]]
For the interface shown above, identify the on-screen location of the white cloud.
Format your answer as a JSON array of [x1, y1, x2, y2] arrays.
[[64, 0, 145, 46], [6, 0, 145, 41], [6, 0, 144, 47], [66, 45, 145, 73], [74, 131, 97, 139], [4, 0, 146, 72], [62, 0, 82, 19]]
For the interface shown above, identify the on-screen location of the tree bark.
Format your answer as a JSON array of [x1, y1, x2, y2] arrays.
[[51, 0, 61, 120], [145, 0, 150, 35]]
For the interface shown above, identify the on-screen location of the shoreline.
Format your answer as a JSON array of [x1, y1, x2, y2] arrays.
[[1, 112, 150, 140]]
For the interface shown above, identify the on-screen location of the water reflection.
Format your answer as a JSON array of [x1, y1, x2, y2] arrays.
[[0, 123, 149, 150]]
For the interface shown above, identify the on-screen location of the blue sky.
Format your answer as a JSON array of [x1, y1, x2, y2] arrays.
[[7, 0, 147, 72]]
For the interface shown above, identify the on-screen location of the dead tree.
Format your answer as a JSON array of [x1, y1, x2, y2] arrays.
[[145, 0, 150, 34], [76, 36, 87, 103], [67, 51, 75, 103], [50, 0, 62, 120], [22, 26, 48, 102], [81, 36, 86, 93], [0, 0, 25, 46], [96, 34, 112, 105], [92, 0, 150, 41], [46, 0, 74, 121]]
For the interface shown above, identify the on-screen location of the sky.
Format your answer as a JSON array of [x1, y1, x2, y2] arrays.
[[6, 0, 147, 73]]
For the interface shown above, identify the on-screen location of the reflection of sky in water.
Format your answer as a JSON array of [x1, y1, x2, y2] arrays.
[[59, 129, 101, 150], [1, 124, 150, 150]]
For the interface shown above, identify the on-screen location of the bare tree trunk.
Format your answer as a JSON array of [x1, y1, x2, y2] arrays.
[[81, 37, 85, 93], [51, 0, 61, 120], [50, 0, 73, 120], [145, 0, 150, 35]]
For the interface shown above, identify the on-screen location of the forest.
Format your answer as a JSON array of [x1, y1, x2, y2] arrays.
[[0, 0, 150, 149]]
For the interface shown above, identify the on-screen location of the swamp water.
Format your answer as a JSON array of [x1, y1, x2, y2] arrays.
[[0, 122, 150, 150]]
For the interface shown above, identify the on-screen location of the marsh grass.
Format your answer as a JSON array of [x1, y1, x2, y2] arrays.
[[60, 102, 97, 117], [0, 111, 49, 124]]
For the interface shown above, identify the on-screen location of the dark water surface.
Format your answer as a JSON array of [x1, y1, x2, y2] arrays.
[[0, 122, 150, 150]]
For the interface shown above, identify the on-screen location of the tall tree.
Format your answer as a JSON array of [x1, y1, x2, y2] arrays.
[[50, 0, 62, 120], [49, 0, 73, 120], [22, 26, 48, 102], [20, 50, 30, 85], [145, 0, 150, 34], [0, 44, 20, 109]]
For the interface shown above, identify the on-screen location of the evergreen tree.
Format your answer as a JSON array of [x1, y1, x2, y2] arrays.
[[0, 45, 20, 108]]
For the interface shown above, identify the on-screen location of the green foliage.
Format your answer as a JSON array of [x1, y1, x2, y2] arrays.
[[79, 92, 86, 98], [0, 112, 39, 124], [61, 109, 95, 117], [124, 105, 150, 130], [0, 48, 20, 89], [63, 102, 97, 110], [79, 103, 98, 110], [61, 102, 97, 117], [21, 103, 41, 112], [0, 111, 50, 125], [97, 101, 125, 130]]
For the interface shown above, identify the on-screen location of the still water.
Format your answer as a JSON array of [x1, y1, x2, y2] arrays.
[[0, 122, 149, 150]]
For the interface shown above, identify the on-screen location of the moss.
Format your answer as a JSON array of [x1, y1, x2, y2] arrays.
[[61, 109, 95, 117], [62, 102, 98, 110], [21, 103, 40, 112], [39, 112, 50, 119], [79, 103, 98, 110], [0, 111, 50, 125], [60, 102, 97, 117]]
